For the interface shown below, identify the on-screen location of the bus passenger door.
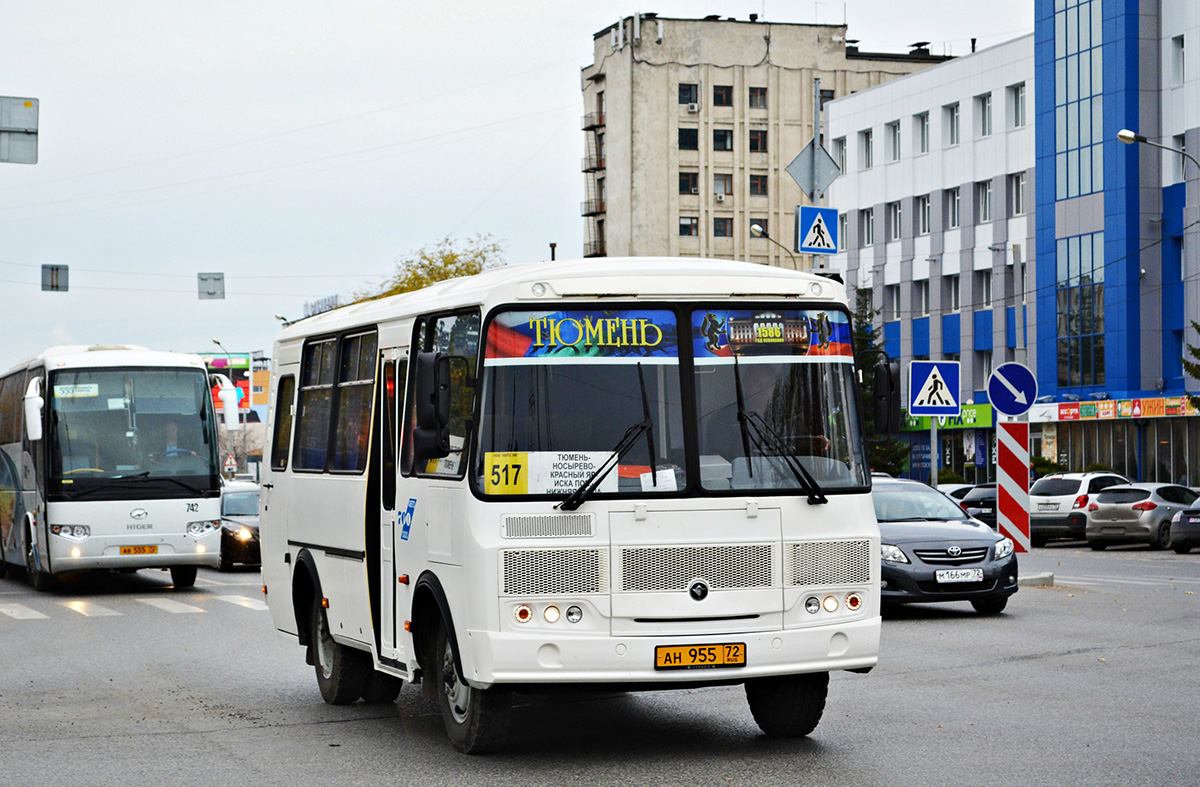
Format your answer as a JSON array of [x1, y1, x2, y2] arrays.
[[377, 351, 410, 670]]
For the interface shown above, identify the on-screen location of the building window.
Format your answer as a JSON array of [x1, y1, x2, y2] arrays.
[[915, 112, 930, 154], [749, 86, 768, 108], [679, 217, 699, 236], [979, 350, 993, 382], [713, 173, 733, 195], [887, 201, 902, 241], [916, 280, 930, 316], [833, 137, 846, 172], [947, 274, 961, 310], [713, 85, 733, 106], [749, 174, 768, 196], [679, 83, 698, 104], [749, 129, 768, 152], [1009, 83, 1026, 128], [947, 187, 961, 228], [887, 121, 901, 161], [862, 207, 875, 246], [679, 171, 699, 194], [713, 129, 733, 151], [838, 213, 848, 251], [1009, 172, 1027, 215], [977, 180, 992, 223], [1055, 231, 1106, 387], [945, 103, 960, 146], [977, 93, 992, 137], [1172, 35, 1185, 87], [750, 219, 767, 237], [978, 270, 993, 308], [886, 285, 901, 321], [679, 127, 698, 150], [1173, 134, 1188, 182], [714, 217, 733, 237], [1053, 0, 1104, 200], [860, 129, 874, 169], [916, 194, 931, 235]]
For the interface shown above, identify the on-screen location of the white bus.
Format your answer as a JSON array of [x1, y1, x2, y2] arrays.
[[261, 258, 896, 753], [0, 345, 240, 590]]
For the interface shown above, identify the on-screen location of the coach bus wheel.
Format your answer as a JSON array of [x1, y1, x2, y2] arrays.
[[310, 598, 370, 705], [435, 619, 511, 754], [169, 566, 197, 588], [361, 671, 403, 704], [24, 529, 57, 592], [745, 671, 829, 737]]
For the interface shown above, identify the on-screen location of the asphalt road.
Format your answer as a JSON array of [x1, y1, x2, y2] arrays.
[[1, 543, 1198, 786]]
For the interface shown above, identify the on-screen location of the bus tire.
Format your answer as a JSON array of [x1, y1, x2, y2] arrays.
[[361, 671, 403, 704], [310, 598, 370, 705], [170, 566, 197, 588], [435, 619, 511, 754], [24, 528, 57, 592], [745, 671, 829, 738]]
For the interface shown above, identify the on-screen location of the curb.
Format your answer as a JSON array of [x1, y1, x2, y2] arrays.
[[1018, 572, 1054, 587]]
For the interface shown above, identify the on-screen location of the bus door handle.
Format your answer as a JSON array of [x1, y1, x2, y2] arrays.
[[261, 483, 274, 489]]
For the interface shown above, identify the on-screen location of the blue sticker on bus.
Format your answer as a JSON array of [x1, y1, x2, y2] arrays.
[[399, 498, 416, 541]]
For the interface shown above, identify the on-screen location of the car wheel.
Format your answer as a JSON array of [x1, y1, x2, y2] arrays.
[[745, 671, 829, 737], [1087, 540, 1107, 551], [24, 528, 57, 592], [970, 597, 1008, 615], [1173, 543, 1192, 555], [310, 597, 370, 705], [434, 618, 511, 753], [1152, 522, 1171, 550], [169, 566, 197, 588]]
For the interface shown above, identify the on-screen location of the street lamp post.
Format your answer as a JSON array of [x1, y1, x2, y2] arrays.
[[751, 223, 799, 269], [1118, 129, 1200, 175]]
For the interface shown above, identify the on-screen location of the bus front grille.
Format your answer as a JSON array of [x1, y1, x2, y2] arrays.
[[616, 544, 776, 592], [785, 540, 872, 587], [502, 513, 594, 539], [500, 548, 609, 595]]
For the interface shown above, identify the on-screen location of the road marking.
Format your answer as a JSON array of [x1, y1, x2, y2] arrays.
[[62, 600, 122, 617], [214, 594, 268, 611], [136, 597, 206, 614], [1058, 574, 1200, 588], [0, 603, 50, 620]]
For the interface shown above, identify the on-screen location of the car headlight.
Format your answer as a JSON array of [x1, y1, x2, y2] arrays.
[[51, 524, 91, 541], [186, 520, 220, 538], [881, 544, 909, 564], [994, 538, 1015, 560], [235, 527, 254, 541]]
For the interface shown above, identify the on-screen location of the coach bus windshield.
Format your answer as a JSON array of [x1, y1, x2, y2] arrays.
[[48, 367, 220, 500]]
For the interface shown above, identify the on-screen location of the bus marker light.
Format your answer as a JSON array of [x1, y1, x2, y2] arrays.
[[543, 605, 561, 623], [262, 585, 268, 595], [403, 620, 412, 632], [845, 593, 862, 611], [566, 606, 583, 623], [514, 604, 533, 623], [398, 574, 409, 585], [822, 595, 838, 613], [321, 598, 329, 609], [71, 547, 81, 557], [196, 545, 206, 553], [805, 597, 820, 614]]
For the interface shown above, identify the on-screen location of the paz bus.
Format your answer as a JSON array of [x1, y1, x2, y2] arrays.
[[260, 258, 897, 753], [0, 345, 240, 590]]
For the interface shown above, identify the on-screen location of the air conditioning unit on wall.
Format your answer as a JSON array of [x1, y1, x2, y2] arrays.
[[715, 193, 726, 202], [690, 187, 700, 194], [687, 102, 699, 113]]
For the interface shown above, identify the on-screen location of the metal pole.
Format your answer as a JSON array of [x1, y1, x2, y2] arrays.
[[931, 419, 939, 486]]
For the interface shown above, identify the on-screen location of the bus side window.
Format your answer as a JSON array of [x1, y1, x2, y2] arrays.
[[294, 339, 337, 471], [270, 375, 296, 472]]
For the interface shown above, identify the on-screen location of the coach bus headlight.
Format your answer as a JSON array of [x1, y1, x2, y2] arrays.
[[186, 520, 220, 538], [51, 525, 91, 541], [993, 538, 1014, 560]]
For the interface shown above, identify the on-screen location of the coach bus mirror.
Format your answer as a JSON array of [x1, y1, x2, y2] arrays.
[[211, 373, 241, 431], [872, 359, 902, 436], [24, 377, 44, 442]]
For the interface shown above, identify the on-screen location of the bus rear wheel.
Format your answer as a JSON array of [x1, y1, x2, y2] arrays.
[[169, 566, 197, 588], [310, 598, 370, 704], [435, 619, 511, 754], [745, 671, 829, 737]]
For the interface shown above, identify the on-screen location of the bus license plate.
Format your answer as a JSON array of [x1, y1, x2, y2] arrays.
[[935, 568, 983, 583], [120, 545, 158, 555], [655, 643, 745, 670]]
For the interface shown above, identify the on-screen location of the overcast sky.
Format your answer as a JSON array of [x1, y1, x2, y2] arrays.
[[0, 1, 1033, 364]]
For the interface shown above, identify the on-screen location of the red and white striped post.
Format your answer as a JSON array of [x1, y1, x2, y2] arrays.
[[996, 421, 1030, 553]]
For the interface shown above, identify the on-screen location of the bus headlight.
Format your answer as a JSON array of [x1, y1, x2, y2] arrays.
[[186, 520, 219, 538], [51, 525, 91, 541]]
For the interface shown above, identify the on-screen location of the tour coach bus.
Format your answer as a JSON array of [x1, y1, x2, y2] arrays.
[[260, 258, 894, 753], [0, 345, 240, 590]]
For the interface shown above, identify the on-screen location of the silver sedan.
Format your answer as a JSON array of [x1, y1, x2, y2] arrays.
[[1085, 483, 1200, 550]]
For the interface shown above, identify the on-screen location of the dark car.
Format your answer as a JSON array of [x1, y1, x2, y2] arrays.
[[960, 483, 998, 529], [1170, 506, 1200, 554], [873, 478, 1018, 615], [219, 481, 260, 570]]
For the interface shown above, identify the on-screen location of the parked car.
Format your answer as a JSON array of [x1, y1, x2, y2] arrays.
[[1028, 472, 1130, 546], [937, 483, 975, 502], [219, 481, 260, 570], [1086, 483, 1200, 550], [1169, 507, 1200, 554], [960, 484, 998, 528], [872, 478, 1018, 615]]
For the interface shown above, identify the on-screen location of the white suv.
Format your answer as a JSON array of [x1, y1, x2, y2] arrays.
[[1028, 472, 1131, 546]]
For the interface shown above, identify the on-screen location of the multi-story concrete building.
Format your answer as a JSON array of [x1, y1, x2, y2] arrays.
[[826, 35, 1035, 481], [580, 13, 949, 265]]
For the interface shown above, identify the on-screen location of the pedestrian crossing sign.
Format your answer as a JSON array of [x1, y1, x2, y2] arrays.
[[909, 360, 961, 417], [796, 206, 839, 255]]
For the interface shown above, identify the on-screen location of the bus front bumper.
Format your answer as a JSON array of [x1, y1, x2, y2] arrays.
[[462, 616, 880, 688], [48, 533, 222, 572]]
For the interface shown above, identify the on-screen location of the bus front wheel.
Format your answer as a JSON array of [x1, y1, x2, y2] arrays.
[[169, 566, 197, 588], [310, 598, 370, 704], [24, 529, 57, 592], [435, 619, 511, 754], [745, 671, 829, 737]]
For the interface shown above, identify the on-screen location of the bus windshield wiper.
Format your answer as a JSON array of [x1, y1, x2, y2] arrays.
[[62, 472, 206, 499], [731, 356, 827, 505]]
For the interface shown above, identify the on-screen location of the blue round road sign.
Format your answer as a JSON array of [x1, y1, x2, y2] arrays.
[[987, 362, 1037, 417]]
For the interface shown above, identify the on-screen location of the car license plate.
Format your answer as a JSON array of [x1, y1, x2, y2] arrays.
[[935, 568, 983, 583], [1038, 503, 1057, 510], [120, 545, 158, 555], [655, 642, 746, 671], [979, 508, 993, 514]]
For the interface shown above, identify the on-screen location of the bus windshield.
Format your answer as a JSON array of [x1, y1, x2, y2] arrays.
[[48, 367, 219, 499]]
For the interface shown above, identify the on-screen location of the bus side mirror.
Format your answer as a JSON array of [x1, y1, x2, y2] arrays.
[[23, 377, 43, 442], [872, 359, 902, 436], [412, 352, 451, 459]]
